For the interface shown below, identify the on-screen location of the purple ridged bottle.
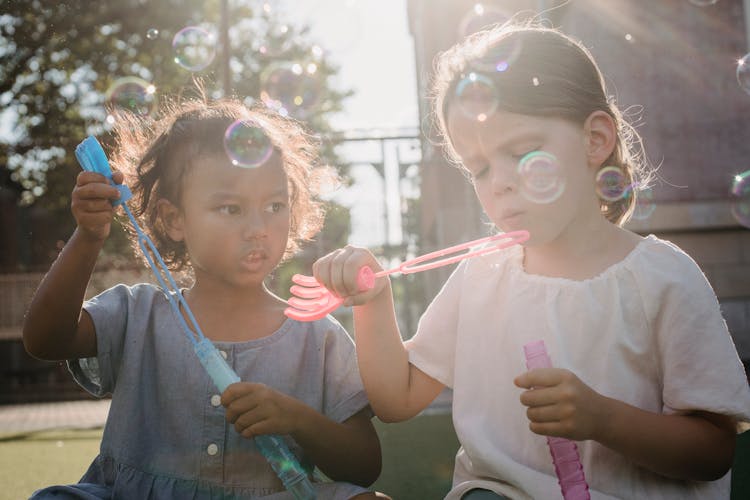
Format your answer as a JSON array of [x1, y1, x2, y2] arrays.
[[523, 340, 591, 500]]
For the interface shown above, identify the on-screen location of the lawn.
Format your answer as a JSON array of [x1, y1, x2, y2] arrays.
[[3, 417, 747, 500], [0, 413, 459, 500]]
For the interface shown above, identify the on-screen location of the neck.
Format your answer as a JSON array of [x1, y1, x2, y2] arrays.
[[186, 274, 277, 313], [523, 215, 630, 280]]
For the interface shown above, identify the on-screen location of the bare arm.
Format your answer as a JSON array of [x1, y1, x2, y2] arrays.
[[516, 368, 737, 481], [222, 385, 382, 486], [313, 246, 445, 423], [22, 171, 123, 360]]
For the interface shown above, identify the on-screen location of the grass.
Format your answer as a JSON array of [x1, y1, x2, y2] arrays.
[[0, 413, 459, 500], [2, 416, 749, 500]]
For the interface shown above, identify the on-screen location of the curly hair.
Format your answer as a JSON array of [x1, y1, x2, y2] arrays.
[[109, 94, 332, 271], [431, 20, 653, 226]]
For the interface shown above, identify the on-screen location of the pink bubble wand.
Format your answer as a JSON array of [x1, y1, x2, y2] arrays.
[[285, 230, 529, 321], [523, 340, 590, 500]]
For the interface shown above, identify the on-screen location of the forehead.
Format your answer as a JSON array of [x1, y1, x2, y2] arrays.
[[185, 150, 288, 193], [446, 107, 541, 156]]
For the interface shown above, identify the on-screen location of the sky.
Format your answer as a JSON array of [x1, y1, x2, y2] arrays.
[[283, 0, 419, 132]]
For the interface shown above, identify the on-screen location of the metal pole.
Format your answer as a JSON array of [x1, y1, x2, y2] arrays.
[[220, 0, 231, 96]]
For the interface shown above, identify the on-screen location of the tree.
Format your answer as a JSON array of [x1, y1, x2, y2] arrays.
[[0, 0, 352, 270]]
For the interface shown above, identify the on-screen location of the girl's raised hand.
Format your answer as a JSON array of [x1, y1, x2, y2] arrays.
[[514, 368, 609, 441], [312, 245, 388, 307], [71, 170, 125, 242], [221, 382, 304, 438]]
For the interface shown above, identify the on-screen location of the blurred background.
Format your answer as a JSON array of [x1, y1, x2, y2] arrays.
[[0, 0, 749, 475]]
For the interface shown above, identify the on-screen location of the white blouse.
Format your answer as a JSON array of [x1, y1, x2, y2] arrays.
[[407, 234, 750, 500]]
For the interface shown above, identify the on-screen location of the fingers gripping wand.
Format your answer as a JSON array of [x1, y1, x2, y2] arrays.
[[75, 136, 316, 500], [523, 340, 590, 500]]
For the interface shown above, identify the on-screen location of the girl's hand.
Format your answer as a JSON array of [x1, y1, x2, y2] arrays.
[[71, 171, 125, 242], [221, 382, 304, 438], [514, 368, 608, 441], [312, 245, 388, 307]]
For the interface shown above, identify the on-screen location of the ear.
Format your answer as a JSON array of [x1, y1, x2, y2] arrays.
[[156, 199, 185, 242], [583, 110, 617, 169]]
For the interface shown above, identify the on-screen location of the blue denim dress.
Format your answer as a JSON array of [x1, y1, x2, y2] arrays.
[[31, 283, 372, 499]]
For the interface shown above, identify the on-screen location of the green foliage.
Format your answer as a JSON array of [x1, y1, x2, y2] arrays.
[[0, 0, 352, 270]]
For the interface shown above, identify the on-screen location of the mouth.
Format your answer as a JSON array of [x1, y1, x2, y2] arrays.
[[240, 249, 267, 266], [499, 210, 524, 223]]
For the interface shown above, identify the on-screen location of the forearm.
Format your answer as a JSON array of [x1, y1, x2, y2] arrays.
[[595, 397, 736, 480], [22, 228, 101, 359], [291, 408, 380, 486], [352, 281, 420, 421]]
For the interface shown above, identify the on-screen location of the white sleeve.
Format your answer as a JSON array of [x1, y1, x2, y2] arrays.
[[647, 249, 750, 421], [405, 261, 468, 388]]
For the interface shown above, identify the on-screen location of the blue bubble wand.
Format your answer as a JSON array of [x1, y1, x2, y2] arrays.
[[74, 136, 316, 499]]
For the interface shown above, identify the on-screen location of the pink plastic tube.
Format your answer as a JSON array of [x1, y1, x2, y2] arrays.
[[523, 340, 591, 500]]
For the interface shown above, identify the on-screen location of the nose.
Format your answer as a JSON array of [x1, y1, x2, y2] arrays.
[[242, 211, 267, 240], [489, 159, 518, 195]]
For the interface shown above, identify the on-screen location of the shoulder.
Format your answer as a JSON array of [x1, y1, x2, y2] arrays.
[[629, 235, 719, 308], [635, 235, 707, 282], [85, 282, 167, 310]]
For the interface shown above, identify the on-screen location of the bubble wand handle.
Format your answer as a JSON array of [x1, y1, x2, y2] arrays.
[[75, 136, 315, 500], [523, 340, 590, 500]]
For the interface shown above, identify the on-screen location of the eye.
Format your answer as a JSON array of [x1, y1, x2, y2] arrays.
[[264, 201, 286, 214], [512, 147, 541, 161], [218, 204, 241, 215], [468, 164, 489, 183]]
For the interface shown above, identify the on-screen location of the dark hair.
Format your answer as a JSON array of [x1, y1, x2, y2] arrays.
[[109, 94, 332, 271], [432, 21, 652, 225]]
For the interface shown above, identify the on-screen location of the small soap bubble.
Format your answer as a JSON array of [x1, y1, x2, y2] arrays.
[[736, 53, 750, 95], [517, 151, 565, 204], [630, 185, 656, 220], [472, 37, 523, 74], [455, 72, 498, 122], [458, 3, 511, 40], [104, 76, 156, 116], [223, 119, 274, 168], [146, 28, 159, 40], [730, 170, 750, 228], [596, 166, 630, 202], [172, 26, 216, 72], [259, 62, 323, 118]]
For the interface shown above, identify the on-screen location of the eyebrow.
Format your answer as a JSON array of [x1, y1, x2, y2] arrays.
[[207, 187, 288, 201], [462, 128, 543, 167]]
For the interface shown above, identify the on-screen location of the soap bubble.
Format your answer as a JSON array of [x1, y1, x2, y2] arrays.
[[146, 28, 159, 40], [104, 77, 156, 117], [172, 26, 216, 72], [630, 185, 656, 220], [596, 166, 631, 202], [454, 72, 498, 122], [223, 119, 274, 168], [259, 62, 323, 118], [730, 170, 750, 228], [517, 151, 565, 204], [458, 3, 511, 40], [736, 53, 750, 95]]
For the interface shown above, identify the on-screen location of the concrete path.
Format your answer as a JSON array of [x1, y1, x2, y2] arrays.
[[0, 399, 110, 436]]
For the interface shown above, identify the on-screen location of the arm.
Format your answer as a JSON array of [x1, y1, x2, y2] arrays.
[[22, 171, 124, 360], [515, 368, 737, 481], [222, 384, 382, 486], [313, 246, 445, 422]]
